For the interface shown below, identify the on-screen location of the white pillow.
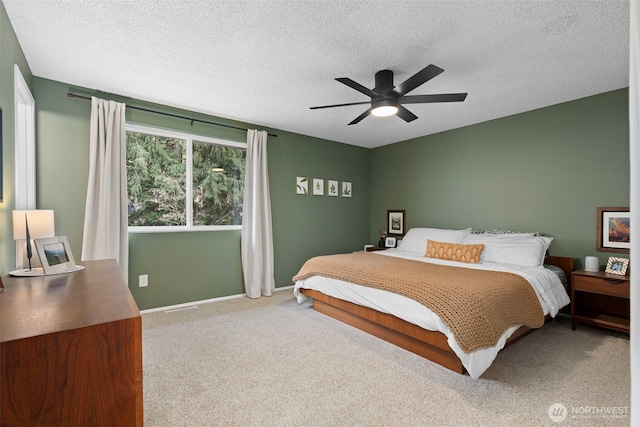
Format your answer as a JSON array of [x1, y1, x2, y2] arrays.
[[464, 234, 553, 267], [472, 232, 536, 237], [397, 227, 472, 256]]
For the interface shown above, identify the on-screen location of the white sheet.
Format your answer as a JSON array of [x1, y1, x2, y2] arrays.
[[293, 248, 570, 378]]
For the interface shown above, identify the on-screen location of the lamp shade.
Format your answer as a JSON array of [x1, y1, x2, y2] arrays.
[[13, 210, 55, 240]]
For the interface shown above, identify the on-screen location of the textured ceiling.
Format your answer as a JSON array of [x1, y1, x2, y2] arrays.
[[2, 0, 629, 148]]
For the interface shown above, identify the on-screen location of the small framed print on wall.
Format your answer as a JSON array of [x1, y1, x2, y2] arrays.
[[596, 207, 630, 253], [387, 210, 405, 236], [342, 182, 352, 197], [327, 180, 339, 196], [312, 178, 324, 196], [296, 176, 308, 194]]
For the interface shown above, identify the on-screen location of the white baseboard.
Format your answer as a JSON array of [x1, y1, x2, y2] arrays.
[[139, 284, 294, 314]]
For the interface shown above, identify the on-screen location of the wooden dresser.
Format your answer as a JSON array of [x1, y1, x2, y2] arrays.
[[0, 259, 143, 427]]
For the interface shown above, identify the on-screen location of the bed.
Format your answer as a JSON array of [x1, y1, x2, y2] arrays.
[[293, 227, 573, 378]]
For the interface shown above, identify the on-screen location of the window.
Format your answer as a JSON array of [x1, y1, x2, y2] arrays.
[[126, 124, 246, 231]]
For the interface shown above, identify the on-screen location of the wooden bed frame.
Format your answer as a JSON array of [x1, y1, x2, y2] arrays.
[[299, 255, 574, 374]]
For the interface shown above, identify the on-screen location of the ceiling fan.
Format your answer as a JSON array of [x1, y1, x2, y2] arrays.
[[310, 64, 467, 125]]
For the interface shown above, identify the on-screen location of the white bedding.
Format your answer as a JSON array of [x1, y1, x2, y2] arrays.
[[293, 248, 570, 378]]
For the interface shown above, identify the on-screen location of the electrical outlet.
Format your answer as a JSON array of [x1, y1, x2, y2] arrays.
[[139, 274, 148, 287]]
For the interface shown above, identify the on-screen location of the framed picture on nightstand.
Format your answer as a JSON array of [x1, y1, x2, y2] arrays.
[[605, 257, 629, 275]]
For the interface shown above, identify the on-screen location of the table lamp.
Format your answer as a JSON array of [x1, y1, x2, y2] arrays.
[[13, 210, 55, 270]]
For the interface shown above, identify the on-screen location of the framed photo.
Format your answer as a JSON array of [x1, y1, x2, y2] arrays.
[[34, 236, 80, 275], [312, 178, 324, 196], [296, 176, 308, 194], [387, 209, 406, 236], [342, 181, 352, 197], [605, 256, 629, 276], [596, 207, 630, 253], [327, 180, 339, 196], [385, 237, 397, 248]]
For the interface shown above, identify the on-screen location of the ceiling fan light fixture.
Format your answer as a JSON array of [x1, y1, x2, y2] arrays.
[[311, 65, 466, 125], [371, 99, 398, 117]]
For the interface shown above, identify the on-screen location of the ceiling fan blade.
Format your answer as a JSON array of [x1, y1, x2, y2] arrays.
[[400, 93, 468, 104], [348, 108, 373, 125], [391, 65, 444, 97], [310, 101, 371, 110], [336, 77, 379, 98], [396, 105, 418, 123]]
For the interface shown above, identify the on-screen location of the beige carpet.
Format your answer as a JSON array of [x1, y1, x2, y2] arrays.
[[142, 290, 630, 426]]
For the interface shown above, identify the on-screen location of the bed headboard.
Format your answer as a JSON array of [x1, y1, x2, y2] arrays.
[[544, 255, 575, 279]]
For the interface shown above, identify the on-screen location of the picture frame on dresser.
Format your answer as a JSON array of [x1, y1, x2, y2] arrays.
[[596, 207, 630, 253], [34, 236, 83, 275], [605, 256, 629, 275]]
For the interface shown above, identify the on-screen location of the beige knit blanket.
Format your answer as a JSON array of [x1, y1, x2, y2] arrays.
[[293, 251, 544, 352]]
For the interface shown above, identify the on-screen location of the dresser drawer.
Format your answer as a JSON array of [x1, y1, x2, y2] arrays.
[[573, 275, 630, 298]]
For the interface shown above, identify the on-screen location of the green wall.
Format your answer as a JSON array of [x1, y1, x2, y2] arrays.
[[0, 2, 32, 274], [32, 77, 370, 309], [370, 89, 630, 269]]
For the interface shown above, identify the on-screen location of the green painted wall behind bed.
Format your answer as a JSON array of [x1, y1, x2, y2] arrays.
[[32, 77, 370, 310], [369, 89, 629, 269]]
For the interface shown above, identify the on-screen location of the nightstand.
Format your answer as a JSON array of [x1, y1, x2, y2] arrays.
[[570, 269, 630, 333], [366, 246, 387, 252]]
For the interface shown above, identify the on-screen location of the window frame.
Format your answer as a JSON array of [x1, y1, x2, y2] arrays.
[[125, 123, 246, 233]]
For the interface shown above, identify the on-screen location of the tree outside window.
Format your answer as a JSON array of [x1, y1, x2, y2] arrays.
[[126, 126, 245, 229]]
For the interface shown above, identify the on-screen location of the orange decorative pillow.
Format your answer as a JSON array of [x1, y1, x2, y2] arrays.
[[425, 240, 485, 264]]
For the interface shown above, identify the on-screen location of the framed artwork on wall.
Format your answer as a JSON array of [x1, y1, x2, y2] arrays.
[[596, 207, 630, 253], [312, 178, 324, 195], [387, 210, 405, 236], [342, 181, 352, 197], [327, 180, 339, 196], [296, 176, 308, 194]]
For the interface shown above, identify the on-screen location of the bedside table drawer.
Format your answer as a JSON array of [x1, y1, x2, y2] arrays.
[[573, 275, 629, 298]]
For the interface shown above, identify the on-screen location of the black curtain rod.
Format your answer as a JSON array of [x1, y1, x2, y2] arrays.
[[66, 92, 277, 138]]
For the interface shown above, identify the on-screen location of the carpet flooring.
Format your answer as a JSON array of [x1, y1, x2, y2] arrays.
[[142, 290, 630, 426]]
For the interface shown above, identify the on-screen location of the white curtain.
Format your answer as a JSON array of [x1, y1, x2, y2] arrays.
[[81, 97, 128, 280], [241, 129, 275, 298], [630, 1, 639, 422]]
